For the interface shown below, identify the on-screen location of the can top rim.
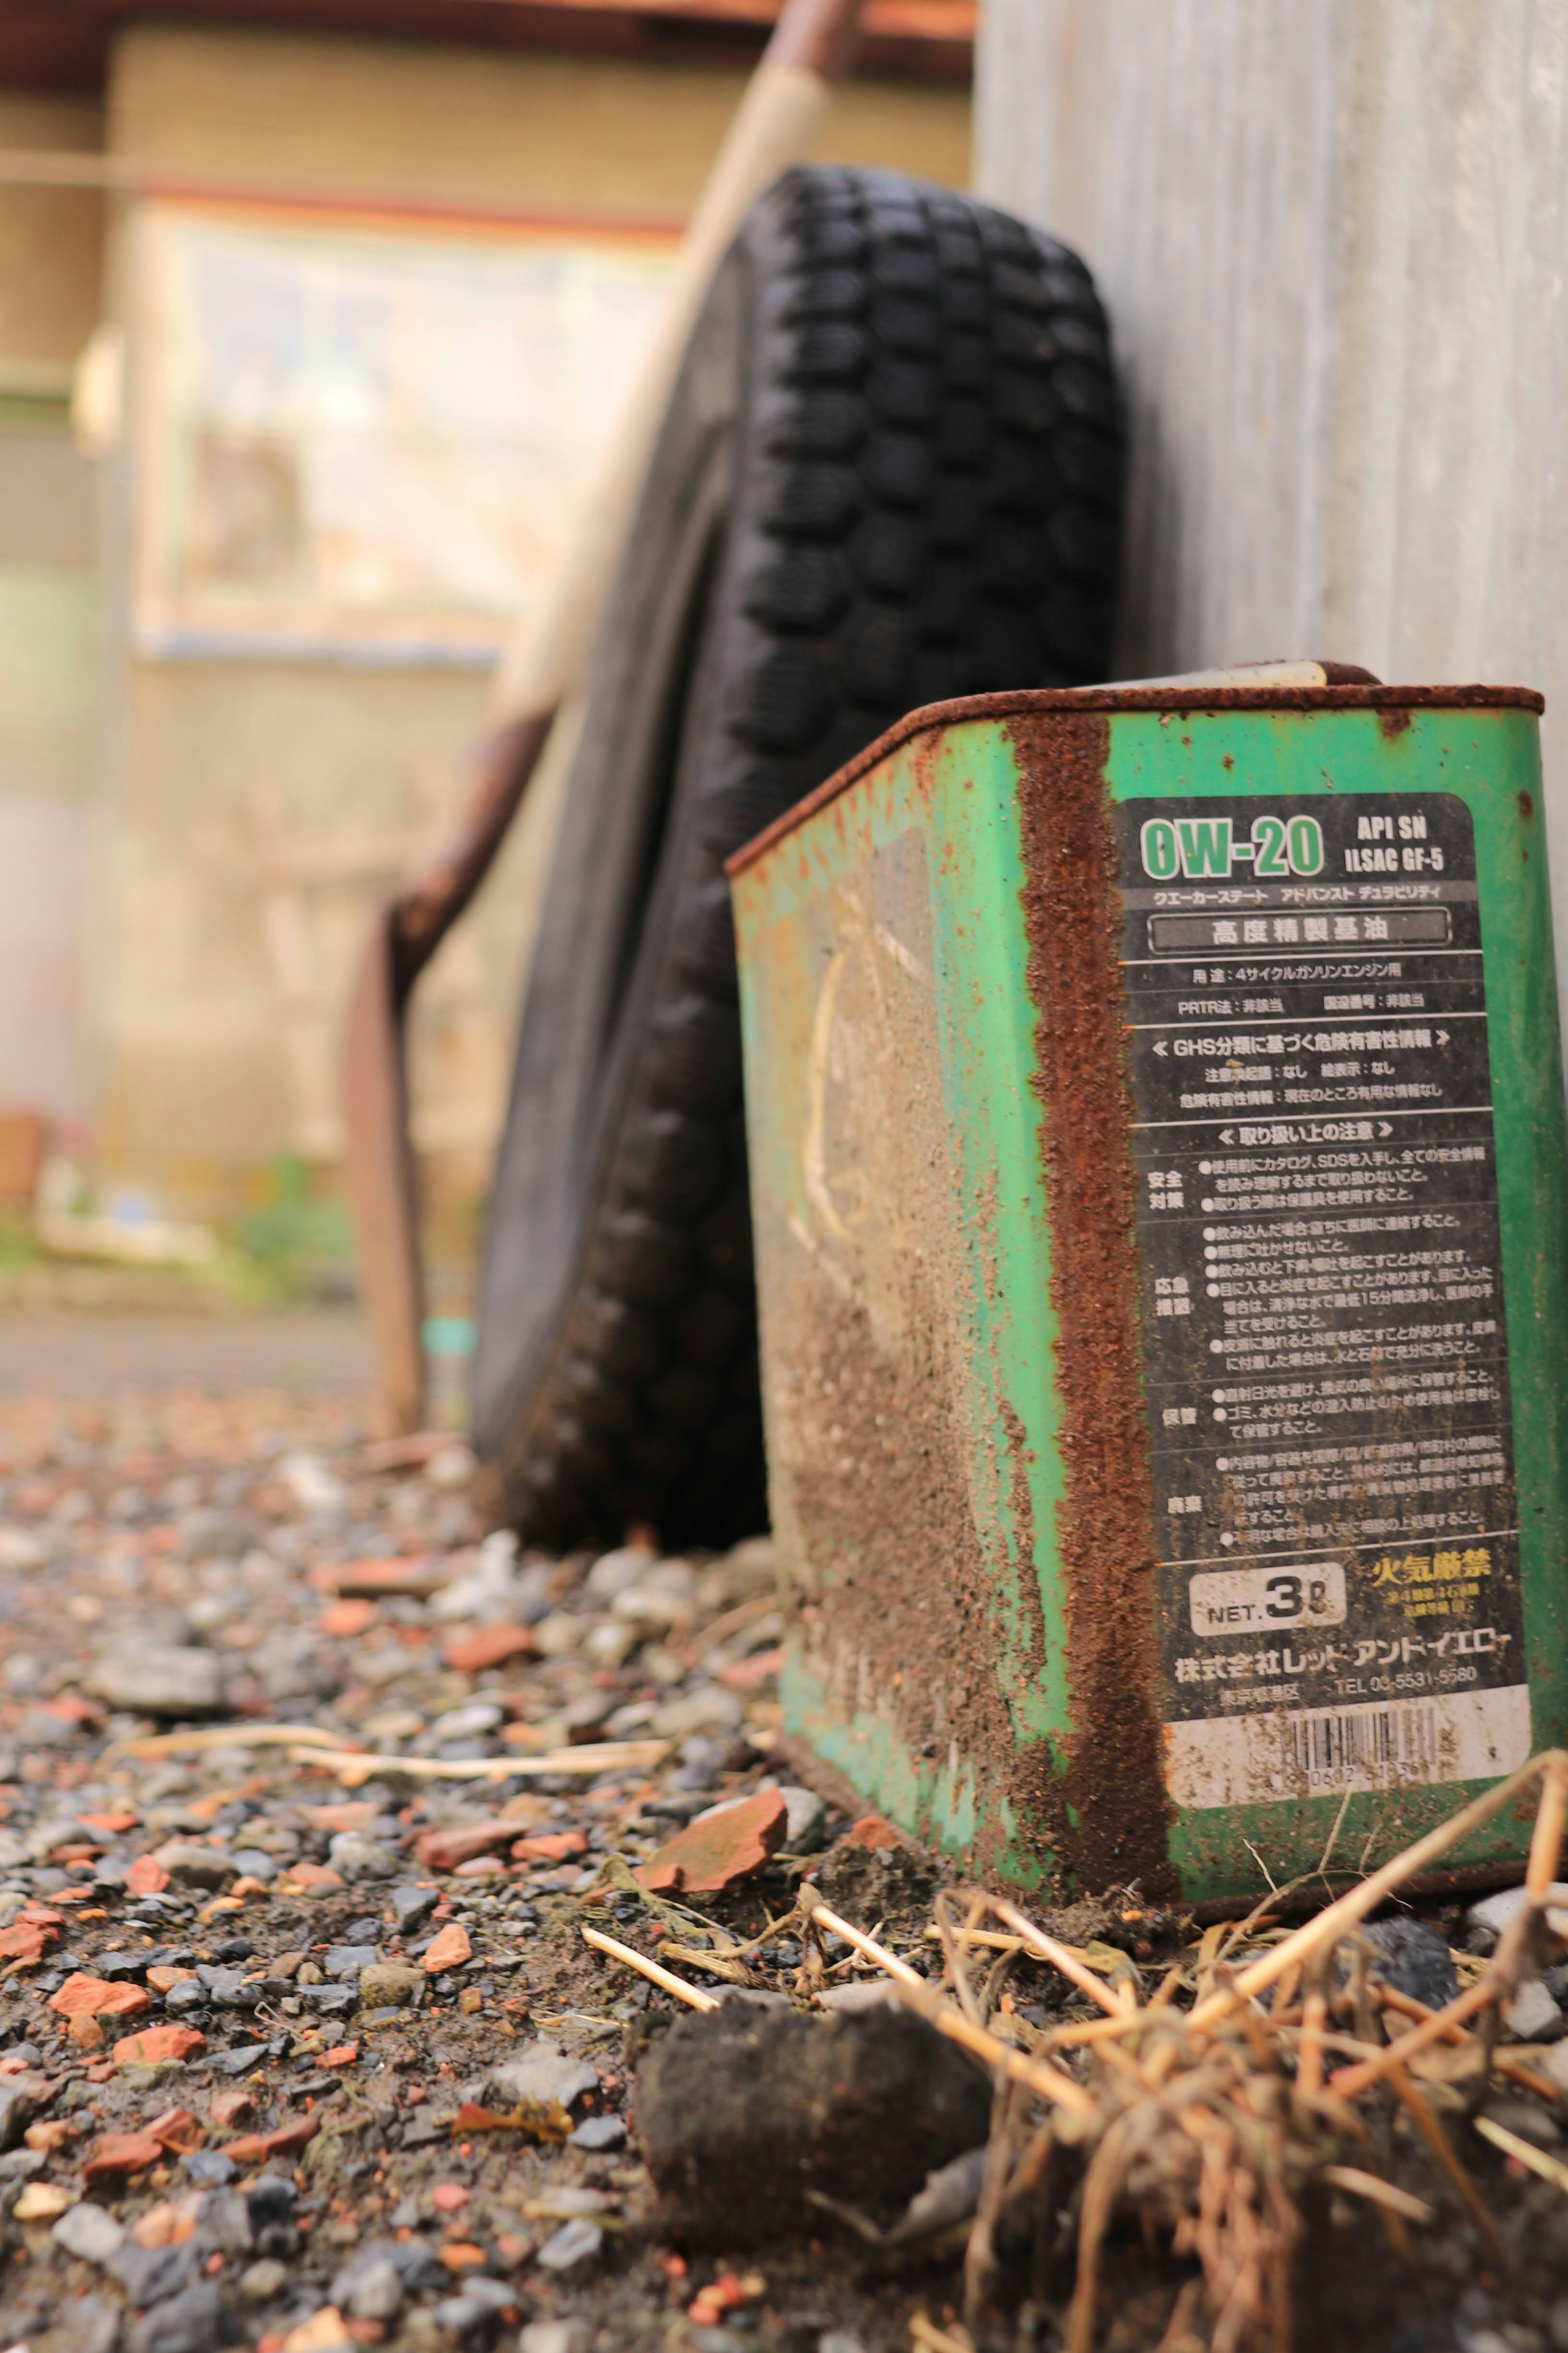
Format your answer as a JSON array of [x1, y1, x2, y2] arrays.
[[724, 682, 1545, 879]]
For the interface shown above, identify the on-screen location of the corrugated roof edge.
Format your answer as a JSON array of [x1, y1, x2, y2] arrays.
[[724, 682, 1547, 878]]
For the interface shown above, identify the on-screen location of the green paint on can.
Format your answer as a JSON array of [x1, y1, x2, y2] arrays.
[[728, 681, 1568, 1904]]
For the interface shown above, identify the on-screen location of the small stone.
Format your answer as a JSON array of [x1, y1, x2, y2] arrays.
[[567, 2114, 626, 2150], [53, 2202, 127, 2265], [327, 1834, 396, 1882], [636, 1789, 788, 1894], [1359, 1918, 1459, 2010], [281, 2310, 354, 2353], [1505, 1977, 1562, 2039], [391, 1885, 438, 1931], [14, 2179, 72, 2219], [280, 1452, 349, 1514], [156, 1844, 237, 1890], [532, 1612, 584, 1658], [649, 1684, 744, 1739], [86, 1649, 226, 1717], [520, 2328, 590, 2353], [227, 1850, 278, 1882], [815, 1982, 899, 2014], [422, 1922, 472, 1974], [238, 2258, 289, 2303], [1466, 1881, 1568, 1948], [535, 2217, 603, 2271], [586, 1545, 655, 1600], [779, 1786, 828, 1851], [340, 2256, 404, 2321], [819, 2336, 867, 2353], [129, 2282, 236, 2353], [486, 2041, 599, 2111], [324, 1943, 378, 1978], [184, 2149, 238, 2187], [358, 1961, 422, 2008]]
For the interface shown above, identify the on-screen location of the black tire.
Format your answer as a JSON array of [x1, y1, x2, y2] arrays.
[[474, 163, 1123, 1547]]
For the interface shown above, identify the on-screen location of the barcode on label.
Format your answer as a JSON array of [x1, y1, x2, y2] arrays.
[[1284, 1703, 1438, 1786]]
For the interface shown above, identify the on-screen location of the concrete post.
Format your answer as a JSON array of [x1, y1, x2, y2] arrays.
[[975, 0, 1568, 1048]]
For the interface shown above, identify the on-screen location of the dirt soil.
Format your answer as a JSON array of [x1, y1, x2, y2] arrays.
[[0, 1373, 1565, 2353]]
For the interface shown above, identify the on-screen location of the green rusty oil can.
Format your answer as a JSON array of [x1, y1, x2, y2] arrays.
[[726, 674, 1568, 1904]]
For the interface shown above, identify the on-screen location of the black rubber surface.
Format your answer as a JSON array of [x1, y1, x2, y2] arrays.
[[473, 164, 1124, 1547]]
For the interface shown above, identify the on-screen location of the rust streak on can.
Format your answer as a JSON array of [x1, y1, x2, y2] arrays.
[[1011, 709, 1174, 1895]]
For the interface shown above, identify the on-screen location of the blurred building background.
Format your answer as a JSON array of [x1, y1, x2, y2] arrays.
[[0, 0, 971, 1289]]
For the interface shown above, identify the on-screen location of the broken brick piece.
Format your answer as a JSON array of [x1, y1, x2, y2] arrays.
[[209, 2089, 255, 2129], [125, 1855, 172, 1896], [0, 1923, 50, 1964], [510, 1831, 588, 1864], [146, 1966, 197, 1994], [318, 1599, 379, 1638], [285, 1865, 346, 1893], [113, 2024, 206, 2067], [301, 1804, 376, 1834], [76, 1811, 139, 1836], [68, 2014, 105, 2053], [423, 1923, 472, 1974], [635, 1789, 788, 1895], [414, 1821, 517, 1873], [443, 1624, 535, 1675], [147, 2107, 205, 2154], [430, 2182, 469, 2212], [84, 2130, 165, 2180], [845, 1814, 900, 1851], [223, 2112, 321, 2166], [49, 1973, 150, 2020], [438, 2244, 488, 2273], [320, 2044, 358, 2069]]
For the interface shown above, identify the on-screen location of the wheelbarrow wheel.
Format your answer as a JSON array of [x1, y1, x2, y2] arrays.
[[473, 163, 1123, 1547]]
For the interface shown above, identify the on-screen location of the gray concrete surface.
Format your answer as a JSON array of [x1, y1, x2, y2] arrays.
[[975, 0, 1568, 1080]]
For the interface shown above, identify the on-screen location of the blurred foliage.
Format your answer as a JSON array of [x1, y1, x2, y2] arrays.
[[0, 1211, 42, 1268], [229, 1155, 358, 1304]]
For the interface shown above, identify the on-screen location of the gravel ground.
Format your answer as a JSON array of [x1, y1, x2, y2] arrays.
[[5, 1381, 1568, 2353], [0, 1380, 964, 2353]]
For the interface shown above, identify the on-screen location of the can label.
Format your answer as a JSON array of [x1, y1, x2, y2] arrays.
[[1116, 790, 1531, 1808]]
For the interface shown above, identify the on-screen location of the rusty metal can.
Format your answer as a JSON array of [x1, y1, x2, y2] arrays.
[[726, 676, 1568, 1903]]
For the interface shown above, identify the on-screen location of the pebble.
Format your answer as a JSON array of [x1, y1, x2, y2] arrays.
[[238, 2259, 289, 2303], [535, 2217, 604, 2271], [520, 2325, 591, 2353], [53, 2202, 129, 2264], [1504, 1977, 1563, 2039], [486, 2042, 599, 2111], [0, 1395, 800, 2353], [1466, 1882, 1568, 1947], [86, 1648, 227, 1716], [358, 1961, 422, 2007], [327, 1833, 397, 1881]]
